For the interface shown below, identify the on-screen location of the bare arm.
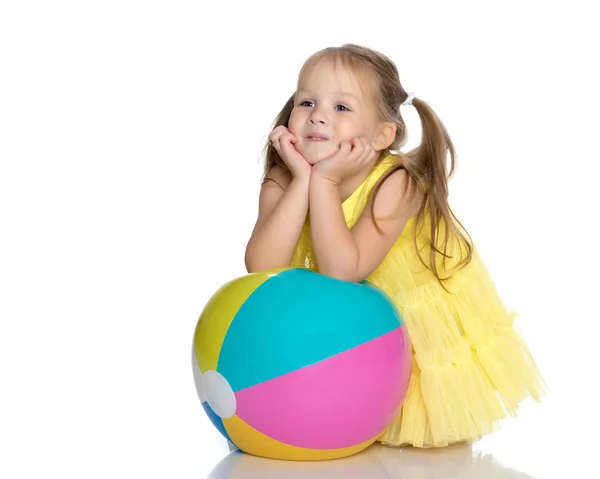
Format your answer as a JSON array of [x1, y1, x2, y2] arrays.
[[309, 169, 418, 282], [245, 166, 310, 273]]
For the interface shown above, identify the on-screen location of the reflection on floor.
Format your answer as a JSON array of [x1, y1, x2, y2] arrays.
[[207, 442, 535, 479]]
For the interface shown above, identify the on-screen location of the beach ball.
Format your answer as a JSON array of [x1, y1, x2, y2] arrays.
[[192, 267, 411, 461]]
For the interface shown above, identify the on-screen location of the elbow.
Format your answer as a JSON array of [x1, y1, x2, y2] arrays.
[[318, 265, 363, 283], [244, 260, 256, 274], [244, 249, 261, 274], [244, 246, 290, 274], [317, 249, 363, 283], [245, 260, 290, 274], [245, 259, 265, 274], [244, 244, 258, 273], [244, 240, 268, 273]]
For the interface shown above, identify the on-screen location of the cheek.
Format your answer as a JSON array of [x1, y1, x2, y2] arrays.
[[287, 110, 302, 134], [336, 120, 364, 142]]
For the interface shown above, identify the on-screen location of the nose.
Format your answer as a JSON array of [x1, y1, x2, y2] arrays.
[[308, 106, 328, 125]]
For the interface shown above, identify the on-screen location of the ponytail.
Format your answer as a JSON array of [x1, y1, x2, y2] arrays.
[[371, 97, 473, 286]]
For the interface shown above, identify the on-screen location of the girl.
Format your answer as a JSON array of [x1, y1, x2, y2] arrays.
[[244, 44, 545, 448]]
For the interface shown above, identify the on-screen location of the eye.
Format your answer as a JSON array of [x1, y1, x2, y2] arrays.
[[299, 100, 314, 107], [335, 104, 351, 112]]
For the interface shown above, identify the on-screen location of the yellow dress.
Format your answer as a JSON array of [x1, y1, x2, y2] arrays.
[[290, 154, 546, 448]]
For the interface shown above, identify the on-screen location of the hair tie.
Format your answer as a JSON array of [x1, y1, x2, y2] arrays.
[[402, 92, 415, 106]]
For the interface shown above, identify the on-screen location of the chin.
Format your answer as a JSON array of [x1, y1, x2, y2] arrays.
[[298, 143, 338, 165], [304, 154, 323, 165]]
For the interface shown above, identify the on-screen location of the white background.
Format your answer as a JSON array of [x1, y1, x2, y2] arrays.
[[1, 1, 598, 477]]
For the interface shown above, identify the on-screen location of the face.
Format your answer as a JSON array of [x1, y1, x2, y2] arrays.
[[288, 61, 381, 165]]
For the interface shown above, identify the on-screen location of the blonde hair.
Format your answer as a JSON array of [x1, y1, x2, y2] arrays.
[[263, 44, 473, 284]]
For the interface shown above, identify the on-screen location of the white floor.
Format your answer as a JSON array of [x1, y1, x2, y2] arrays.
[[207, 442, 555, 479]]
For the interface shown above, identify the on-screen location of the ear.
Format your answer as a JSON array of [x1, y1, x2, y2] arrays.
[[372, 122, 397, 151]]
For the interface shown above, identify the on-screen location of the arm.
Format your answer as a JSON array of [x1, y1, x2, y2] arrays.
[[245, 166, 310, 273], [309, 169, 417, 282]]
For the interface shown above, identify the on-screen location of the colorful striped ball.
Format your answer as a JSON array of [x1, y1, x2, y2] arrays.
[[192, 268, 411, 461]]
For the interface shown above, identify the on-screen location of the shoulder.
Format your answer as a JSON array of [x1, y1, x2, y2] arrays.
[[366, 168, 423, 220], [263, 165, 292, 190]]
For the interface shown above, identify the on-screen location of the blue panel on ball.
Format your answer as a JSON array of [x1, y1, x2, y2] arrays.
[[218, 268, 403, 392], [202, 401, 235, 445]]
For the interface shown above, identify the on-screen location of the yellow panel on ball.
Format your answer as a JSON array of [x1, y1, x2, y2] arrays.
[[223, 415, 378, 461], [193, 268, 288, 372]]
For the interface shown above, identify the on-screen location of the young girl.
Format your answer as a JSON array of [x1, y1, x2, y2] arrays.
[[244, 44, 545, 448]]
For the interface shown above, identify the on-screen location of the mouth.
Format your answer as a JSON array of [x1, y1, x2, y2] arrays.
[[305, 134, 330, 142]]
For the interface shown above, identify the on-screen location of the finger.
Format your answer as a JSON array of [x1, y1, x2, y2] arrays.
[[349, 138, 365, 161], [340, 140, 352, 154], [284, 132, 299, 144], [269, 126, 289, 144], [358, 138, 374, 163], [320, 140, 350, 164], [328, 140, 350, 162], [271, 125, 289, 137], [271, 142, 282, 157], [272, 131, 296, 146], [359, 138, 374, 162], [368, 142, 378, 161], [279, 141, 291, 159], [270, 134, 284, 153], [279, 133, 297, 157], [280, 132, 297, 145]]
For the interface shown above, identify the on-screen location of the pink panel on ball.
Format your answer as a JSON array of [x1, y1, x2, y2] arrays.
[[234, 326, 411, 449]]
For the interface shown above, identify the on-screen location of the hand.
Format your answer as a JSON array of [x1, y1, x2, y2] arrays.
[[313, 137, 377, 185], [269, 126, 312, 181]]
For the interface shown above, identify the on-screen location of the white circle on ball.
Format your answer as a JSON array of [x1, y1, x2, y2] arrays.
[[203, 370, 236, 419], [191, 347, 207, 402]]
